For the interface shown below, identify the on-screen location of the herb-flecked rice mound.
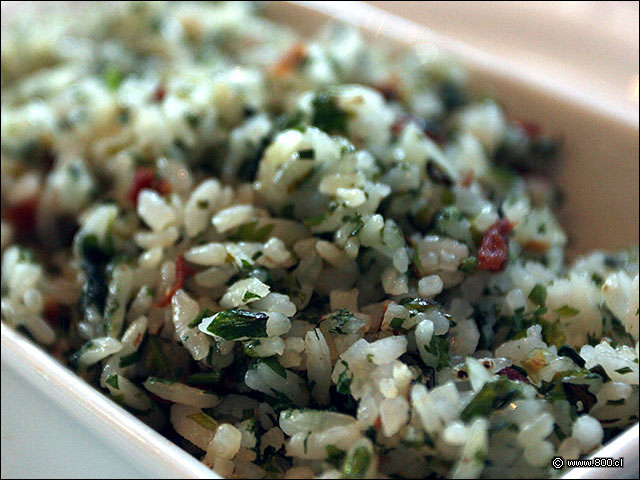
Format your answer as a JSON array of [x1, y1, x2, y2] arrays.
[[1, 2, 638, 479]]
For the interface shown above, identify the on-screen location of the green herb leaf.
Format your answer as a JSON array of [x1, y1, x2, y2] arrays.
[[304, 211, 329, 227], [106, 374, 119, 389], [119, 350, 142, 368], [557, 345, 586, 368], [458, 256, 478, 274], [325, 445, 346, 468], [144, 336, 172, 379], [325, 309, 364, 334], [389, 317, 405, 331], [336, 361, 353, 395], [146, 376, 175, 385], [343, 446, 371, 478], [562, 382, 597, 413], [398, 297, 437, 312], [186, 371, 222, 385], [231, 221, 275, 242], [266, 389, 296, 410], [104, 66, 124, 91], [554, 305, 580, 318], [243, 291, 262, 302], [298, 149, 314, 160], [345, 213, 364, 237], [206, 309, 268, 340], [188, 308, 212, 328], [425, 334, 450, 370], [528, 284, 547, 307], [311, 91, 348, 135], [80, 234, 113, 313], [260, 356, 287, 379], [243, 339, 262, 357], [460, 377, 523, 422], [615, 367, 633, 375], [187, 412, 218, 431]]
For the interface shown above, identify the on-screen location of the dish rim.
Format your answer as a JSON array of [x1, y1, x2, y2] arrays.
[[1, 1, 637, 478]]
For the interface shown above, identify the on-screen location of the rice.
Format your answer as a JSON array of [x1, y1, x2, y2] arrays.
[[1, 2, 638, 479]]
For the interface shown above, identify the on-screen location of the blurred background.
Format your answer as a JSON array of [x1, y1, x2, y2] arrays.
[[365, 1, 639, 124]]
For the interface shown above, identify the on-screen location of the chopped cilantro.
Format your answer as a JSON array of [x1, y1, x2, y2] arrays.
[[311, 91, 348, 135], [186, 371, 221, 385], [458, 256, 478, 274], [243, 291, 262, 302], [188, 308, 213, 328], [187, 412, 218, 431], [461, 377, 523, 422], [259, 356, 287, 379], [389, 317, 405, 331], [231, 221, 274, 242], [528, 284, 547, 307], [343, 446, 371, 478], [557, 345, 586, 368], [615, 367, 633, 375], [206, 309, 268, 340], [298, 149, 314, 160], [326, 445, 346, 468], [119, 350, 142, 368], [104, 66, 124, 91], [106, 374, 119, 389], [336, 361, 353, 395]]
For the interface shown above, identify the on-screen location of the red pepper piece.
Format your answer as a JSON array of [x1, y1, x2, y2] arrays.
[[371, 76, 401, 101], [127, 167, 172, 206], [497, 366, 530, 384], [152, 84, 166, 102], [42, 300, 61, 328], [477, 219, 513, 272], [269, 43, 307, 76], [2, 197, 38, 237], [514, 119, 542, 138], [155, 254, 193, 307]]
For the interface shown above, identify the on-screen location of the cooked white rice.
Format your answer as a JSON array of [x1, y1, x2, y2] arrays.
[[1, 2, 638, 479]]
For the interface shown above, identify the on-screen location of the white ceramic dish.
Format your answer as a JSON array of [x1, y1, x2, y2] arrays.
[[1, 1, 638, 478]]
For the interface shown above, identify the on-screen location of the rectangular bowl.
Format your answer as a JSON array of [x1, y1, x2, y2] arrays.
[[1, 1, 638, 478]]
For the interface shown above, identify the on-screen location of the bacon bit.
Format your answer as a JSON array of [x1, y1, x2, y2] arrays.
[[477, 219, 513, 272], [497, 366, 530, 384], [373, 416, 382, 431], [2, 197, 39, 237], [43, 300, 61, 328], [155, 254, 193, 307], [152, 84, 166, 102], [522, 239, 550, 254], [514, 119, 542, 138], [371, 76, 402, 101], [127, 167, 172, 206], [269, 43, 307, 76]]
